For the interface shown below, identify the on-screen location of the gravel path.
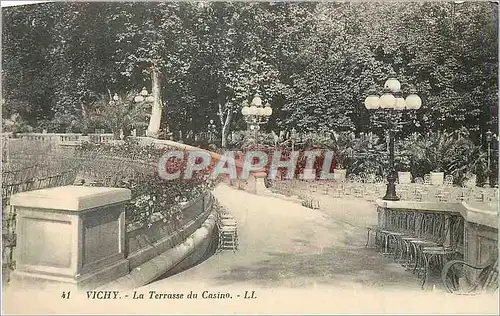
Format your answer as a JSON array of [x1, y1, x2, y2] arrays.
[[147, 184, 421, 291]]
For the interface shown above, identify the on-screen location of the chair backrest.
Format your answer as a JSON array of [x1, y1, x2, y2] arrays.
[[348, 173, 358, 183], [445, 175, 454, 186], [358, 172, 367, 182], [424, 174, 431, 185]]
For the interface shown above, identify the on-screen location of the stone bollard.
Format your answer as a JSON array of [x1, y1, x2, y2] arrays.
[[254, 171, 271, 195], [9, 185, 131, 290]]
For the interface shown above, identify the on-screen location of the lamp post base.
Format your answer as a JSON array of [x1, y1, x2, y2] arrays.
[[383, 170, 400, 201], [382, 192, 400, 201]]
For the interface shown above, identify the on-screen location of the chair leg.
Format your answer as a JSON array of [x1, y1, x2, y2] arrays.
[[365, 228, 371, 248]]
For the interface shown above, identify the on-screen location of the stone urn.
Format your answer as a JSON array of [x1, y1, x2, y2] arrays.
[[397, 172, 412, 184], [334, 169, 347, 182], [430, 172, 444, 185]]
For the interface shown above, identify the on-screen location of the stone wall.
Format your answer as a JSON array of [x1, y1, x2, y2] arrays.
[[126, 192, 214, 270]]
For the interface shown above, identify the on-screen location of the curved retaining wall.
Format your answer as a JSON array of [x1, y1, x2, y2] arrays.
[[101, 209, 218, 290], [126, 193, 214, 270], [100, 193, 218, 290]]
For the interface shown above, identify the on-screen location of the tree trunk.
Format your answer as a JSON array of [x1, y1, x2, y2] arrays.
[[221, 108, 232, 148], [146, 66, 162, 138]]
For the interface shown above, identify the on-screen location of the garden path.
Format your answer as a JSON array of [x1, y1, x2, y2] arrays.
[[147, 183, 420, 290], [139, 184, 498, 314]]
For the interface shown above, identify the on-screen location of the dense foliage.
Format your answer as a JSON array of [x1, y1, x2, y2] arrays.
[[76, 140, 218, 227], [2, 1, 498, 143]]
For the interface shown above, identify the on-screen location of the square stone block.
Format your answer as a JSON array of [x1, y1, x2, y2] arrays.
[[9, 185, 131, 290]]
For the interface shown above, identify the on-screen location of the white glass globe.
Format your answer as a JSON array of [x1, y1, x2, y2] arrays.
[[406, 94, 422, 109], [380, 93, 396, 109], [249, 105, 258, 115], [384, 78, 401, 92], [251, 95, 262, 106], [394, 97, 406, 110], [146, 95, 155, 103], [263, 106, 272, 116], [241, 106, 250, 115], [364, 96, 372, 109], [134, 95, 144, 103], [141, 87, 149, 96], [371, 96, 381, 109], [256, 107, 265, 116], [364, 95, 380, 109]]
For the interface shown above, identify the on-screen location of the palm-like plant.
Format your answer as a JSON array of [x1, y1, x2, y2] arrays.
[[331, 131, 355, 169], [89, 91, 150, 140], [446, 130, 488, 185], [409, 128, 487, 185], [410, 131, 455, 173], [301, 132, 335, 150], [350, 134, 387, 175]]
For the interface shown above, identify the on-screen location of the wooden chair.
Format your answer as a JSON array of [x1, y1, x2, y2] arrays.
[[435, 187, 451, 202], [365, 224, 379, 248], [397, 184, 411, 200], [423, 174, 431, 185], [419, 216, 464, 289], [363, 184, 378, 201], [441, 255, 498, 295], [217, 212, 238, 252], [444, 175, 454, 186]]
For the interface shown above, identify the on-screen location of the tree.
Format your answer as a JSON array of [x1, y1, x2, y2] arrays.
[[2, 1, 497, 143], [112, 2, 196, 138], [88, 92, 149, 140]]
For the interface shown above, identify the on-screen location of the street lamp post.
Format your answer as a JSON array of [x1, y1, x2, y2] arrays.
[[291, 127, 297, 152], [133, 87, 155, 136], [134, 87, 155, 104], [241, 94, 273, 144], [364, 75, 422, 201], [486, 130, 498, 187], [207, 119, 217, 143]]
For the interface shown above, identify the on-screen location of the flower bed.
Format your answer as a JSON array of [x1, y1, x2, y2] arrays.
[[76, 140, 219, 229]]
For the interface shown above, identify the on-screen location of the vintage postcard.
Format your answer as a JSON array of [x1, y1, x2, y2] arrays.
[[1, 0, 499, 314]]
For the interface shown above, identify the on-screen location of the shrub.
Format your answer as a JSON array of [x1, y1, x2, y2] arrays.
[[350, 134, 388, 176], [408, 128, 487, 185], [76, 140, 218, 228], [87, 92, 149, 139]]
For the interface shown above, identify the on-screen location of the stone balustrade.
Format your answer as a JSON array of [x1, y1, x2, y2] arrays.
[[8, 133, 115, 144]]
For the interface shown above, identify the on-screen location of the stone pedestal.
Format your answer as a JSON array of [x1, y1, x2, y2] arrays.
[[462, 202, 498, 266], [9, 185, 131, 290], [250, 171, 269, 195]]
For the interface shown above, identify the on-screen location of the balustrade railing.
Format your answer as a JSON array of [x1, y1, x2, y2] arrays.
[[9, 132, 115, 144]]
